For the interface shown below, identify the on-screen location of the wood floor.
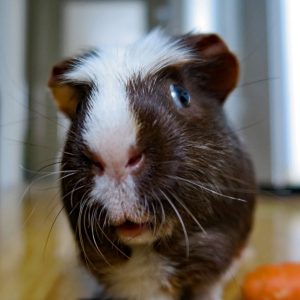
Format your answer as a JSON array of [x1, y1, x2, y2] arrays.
[[1, 186, 300, 300]]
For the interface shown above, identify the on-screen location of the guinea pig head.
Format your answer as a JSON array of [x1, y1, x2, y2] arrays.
[[48, 31, 246, 248]]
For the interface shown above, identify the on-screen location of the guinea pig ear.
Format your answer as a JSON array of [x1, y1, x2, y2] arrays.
[[48, 58, 79, 119], [181, 34, 239, 103]]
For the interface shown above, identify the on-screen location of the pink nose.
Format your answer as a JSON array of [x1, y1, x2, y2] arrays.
[[92, 147, 144, 180]]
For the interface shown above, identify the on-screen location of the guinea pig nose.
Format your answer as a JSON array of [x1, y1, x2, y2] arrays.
[[126, 149, 144, 173]]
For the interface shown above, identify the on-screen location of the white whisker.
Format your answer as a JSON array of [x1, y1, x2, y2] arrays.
[[160, 190, 190, 258], [168, 175, 247, 203], [168, 190, 206, 234]]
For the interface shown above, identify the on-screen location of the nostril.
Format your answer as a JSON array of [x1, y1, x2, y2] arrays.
[[126, 152, 144, 169], [82, 150, 105, 175], [93, 160, 105, 175]]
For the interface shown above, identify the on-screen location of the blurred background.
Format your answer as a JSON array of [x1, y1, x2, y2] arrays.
[[0, 0, 300, 299]]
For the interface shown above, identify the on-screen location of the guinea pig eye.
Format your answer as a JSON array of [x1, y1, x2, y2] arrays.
[[76, 101, 83, 114], [169, 84, 191, 108]]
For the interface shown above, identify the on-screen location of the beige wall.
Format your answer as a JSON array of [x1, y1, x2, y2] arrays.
[[0, 0, 26, 265], [0, 0, 26, 190]]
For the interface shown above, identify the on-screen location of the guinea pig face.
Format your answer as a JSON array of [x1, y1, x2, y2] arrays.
[[49, 30, 239, 246]]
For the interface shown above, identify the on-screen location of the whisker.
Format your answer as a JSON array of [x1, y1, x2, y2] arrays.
[[237, 76, 278, 89], [19, 171, 72, 206], [168, 190, 206, 234], [77, 195, 99, 272], [150, 202, 157, 236], [56, 171, 78, 183], [83, 199, 112, 267], [21, 160, 62, 174], [160, 190, 190, 258], [167, 175, 247, 203], [155, 194, 166, 235], [43, 205, 65, 259], [173, 162, 255, 193], [69, 179, 88, 207], [43, 187, 86, 257], [95, 215, 130, 259]]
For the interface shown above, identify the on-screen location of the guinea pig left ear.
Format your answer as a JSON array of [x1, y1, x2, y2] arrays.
[[181, 34, 239, 103], [48, 58, 79, 119]]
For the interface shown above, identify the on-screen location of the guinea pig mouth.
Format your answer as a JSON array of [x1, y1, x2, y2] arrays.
[[114, 220, 152, 239]]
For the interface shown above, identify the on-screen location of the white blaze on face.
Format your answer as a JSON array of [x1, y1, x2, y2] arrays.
[[63, 29, 193, 222], [81, 60, 140, 222], [83, 69, 138, 170]]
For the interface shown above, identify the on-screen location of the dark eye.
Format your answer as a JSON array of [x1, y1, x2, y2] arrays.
[[169, 84, 191, 108], [76, 101, 83, 114]]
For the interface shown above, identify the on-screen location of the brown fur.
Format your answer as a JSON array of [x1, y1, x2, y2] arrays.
[[49, 33, 256, 300]]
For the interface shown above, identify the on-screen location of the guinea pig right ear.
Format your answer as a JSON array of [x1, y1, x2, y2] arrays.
[[48, 58, 80, 119], [181, 34, 239, 103]]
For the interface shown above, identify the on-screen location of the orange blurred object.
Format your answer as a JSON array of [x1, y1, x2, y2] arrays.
[[242, 263, 300, 300]]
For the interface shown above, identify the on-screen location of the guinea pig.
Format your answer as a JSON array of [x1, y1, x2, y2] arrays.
[[48, 30, 256, 300]]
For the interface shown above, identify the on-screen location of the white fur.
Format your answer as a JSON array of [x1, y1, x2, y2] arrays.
[[90, 174, 143, 224], [63, 30, 194, 225], [64, 29, 194, 84], [105, 246, 177, 300]]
